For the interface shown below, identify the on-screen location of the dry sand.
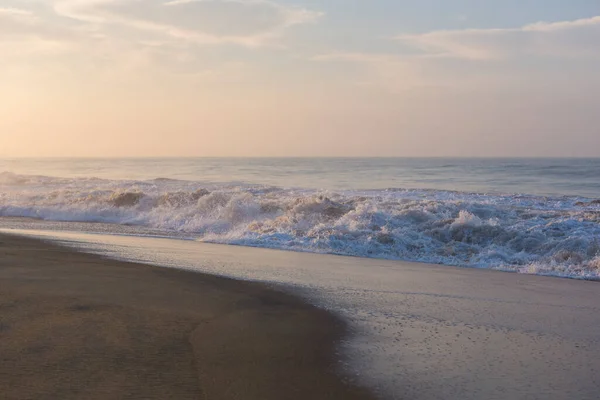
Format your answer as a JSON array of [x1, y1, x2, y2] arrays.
[[0, 234, 375, 400]]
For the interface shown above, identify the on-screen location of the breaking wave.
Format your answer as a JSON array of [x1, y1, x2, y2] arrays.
[[1, 171, 599, 279]]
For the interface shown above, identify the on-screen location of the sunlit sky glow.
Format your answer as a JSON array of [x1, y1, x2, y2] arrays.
[[1, 0, 599, 157]]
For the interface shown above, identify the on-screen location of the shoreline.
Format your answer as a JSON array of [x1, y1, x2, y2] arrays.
[[4, 227, 600, 399], [2, 217, 599, 283], [0, 233, 375, 400]]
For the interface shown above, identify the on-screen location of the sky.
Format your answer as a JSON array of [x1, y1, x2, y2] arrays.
[[1, 0, 599, 157]]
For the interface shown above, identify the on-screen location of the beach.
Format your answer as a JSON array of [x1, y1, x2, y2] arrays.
[[0, 233, 374, 400], [2, 227, 600, 400], [3, 0, 600, 395]]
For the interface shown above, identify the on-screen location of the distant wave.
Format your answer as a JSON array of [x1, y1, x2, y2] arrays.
[[1, 171, 599, 279]]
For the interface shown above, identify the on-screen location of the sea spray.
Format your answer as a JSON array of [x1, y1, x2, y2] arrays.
[[1, 171, 599, 279]]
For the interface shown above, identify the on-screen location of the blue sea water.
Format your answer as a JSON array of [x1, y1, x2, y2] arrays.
[[1, 157, 599, 278]]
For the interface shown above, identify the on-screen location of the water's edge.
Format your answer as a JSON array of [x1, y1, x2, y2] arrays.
[[1, 170, 599, 280]]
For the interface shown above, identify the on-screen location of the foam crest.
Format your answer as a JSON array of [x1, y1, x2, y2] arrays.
[[1, 172, 599, 279]]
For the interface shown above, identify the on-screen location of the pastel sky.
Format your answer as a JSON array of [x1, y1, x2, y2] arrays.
[[1, 0, 599, 157]]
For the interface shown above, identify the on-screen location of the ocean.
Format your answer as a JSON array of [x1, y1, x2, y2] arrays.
[[1, 157, 599, 279], [2, 157, 600, 399], [2, 157, 600, 196]]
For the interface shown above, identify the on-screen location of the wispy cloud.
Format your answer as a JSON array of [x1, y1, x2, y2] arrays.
[[314, 15, 600, 92], [1, 0, 324, 81], [0, 6, 78, 55], [53, 0, 324, 47], [394, 16, 600, 60], [0, 7, 40, 33]]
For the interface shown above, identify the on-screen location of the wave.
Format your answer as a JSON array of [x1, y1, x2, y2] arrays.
[[1, 171, 599, 279]]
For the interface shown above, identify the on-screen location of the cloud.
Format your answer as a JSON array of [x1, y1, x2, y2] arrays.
[[0, 8, 38, 32], [53, 0, 323, 46], [0, 8, 34, 16], [314, 15, 600, 92], [1, 0, 323, 80], [0, 7, 77, 55], [394, 16, 600, 60]]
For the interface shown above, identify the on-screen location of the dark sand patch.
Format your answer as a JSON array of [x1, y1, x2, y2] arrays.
[[0, 234, 375, 400]]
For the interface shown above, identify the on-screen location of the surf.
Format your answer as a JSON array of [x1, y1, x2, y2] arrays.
[[1, 171, 599, 279]]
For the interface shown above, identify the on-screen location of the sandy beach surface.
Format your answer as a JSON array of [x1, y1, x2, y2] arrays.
[[0, 233, 375, 400], [2, 226, 600, 400]]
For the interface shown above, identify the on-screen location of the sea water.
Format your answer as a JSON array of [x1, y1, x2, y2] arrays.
[[2, 157, 600, 399], [1, 157, 599, 279]]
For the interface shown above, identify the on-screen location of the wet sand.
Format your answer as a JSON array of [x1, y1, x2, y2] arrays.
[[0, 234, 375, 400]]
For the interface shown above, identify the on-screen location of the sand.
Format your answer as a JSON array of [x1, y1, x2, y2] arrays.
[[4, 227, 600, 400], [0, 234, 375, 400]]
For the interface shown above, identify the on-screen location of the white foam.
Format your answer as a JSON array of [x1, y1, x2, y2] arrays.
[[1, 171, 599, 279]]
